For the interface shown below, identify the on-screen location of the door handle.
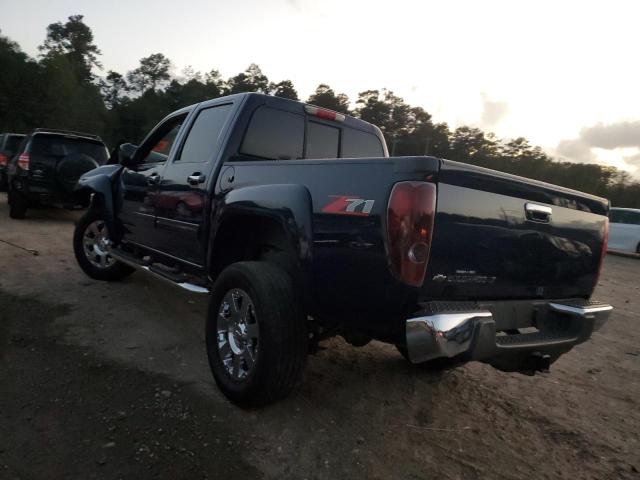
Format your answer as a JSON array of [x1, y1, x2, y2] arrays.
[[187, 173, 206, 186], [147, 173, 160, 185], [525, 203, 552, 223]]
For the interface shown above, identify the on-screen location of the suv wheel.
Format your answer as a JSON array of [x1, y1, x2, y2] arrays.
[[8, 190, 28, 219], [73, 211, 135, 281], [206, 261, 307, 407]]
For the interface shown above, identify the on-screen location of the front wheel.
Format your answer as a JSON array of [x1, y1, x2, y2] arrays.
[[206, 262, 307, 407], [73, 211, 134, 281]]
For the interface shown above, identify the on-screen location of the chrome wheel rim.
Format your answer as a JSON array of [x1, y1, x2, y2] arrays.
[[83, 220, 114, 269], [216, 288, 259, 380]]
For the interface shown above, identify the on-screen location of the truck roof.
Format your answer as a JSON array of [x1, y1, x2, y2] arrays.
[[187, 92, 382, 136]]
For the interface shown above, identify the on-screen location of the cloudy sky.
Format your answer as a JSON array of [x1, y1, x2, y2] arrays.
[[2, 0, 639, 174]]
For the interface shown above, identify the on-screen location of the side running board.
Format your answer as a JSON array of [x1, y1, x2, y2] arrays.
[[110, 250, 209, 294]]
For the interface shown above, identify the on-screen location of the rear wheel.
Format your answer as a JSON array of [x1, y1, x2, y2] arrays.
[[73, 211, 134, 281], [8, 190, 28, 219], [206, 261, 307, 407]]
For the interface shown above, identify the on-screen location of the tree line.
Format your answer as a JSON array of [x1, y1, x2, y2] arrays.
[[1, 15, 638, 207]]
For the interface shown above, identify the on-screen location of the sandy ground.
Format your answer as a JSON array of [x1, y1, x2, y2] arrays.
[[0, 193, 638, 480]]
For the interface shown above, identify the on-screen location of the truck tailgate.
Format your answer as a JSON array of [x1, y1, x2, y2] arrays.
[[424, 160, 609, 300]]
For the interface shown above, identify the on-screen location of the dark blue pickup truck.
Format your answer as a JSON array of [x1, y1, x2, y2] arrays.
[[73, 93, 612, 406]]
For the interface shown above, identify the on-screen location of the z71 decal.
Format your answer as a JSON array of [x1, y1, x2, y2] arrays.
[[322, 195, 375, 216]]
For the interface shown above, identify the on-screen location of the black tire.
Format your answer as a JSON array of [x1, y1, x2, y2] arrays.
[[636, 243, 640, 255], [73, 210, 135, 281], [8, 190, 28, 219], [206, 261, 307, 407]]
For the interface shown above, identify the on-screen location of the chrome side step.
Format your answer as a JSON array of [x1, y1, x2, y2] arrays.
[[110, 250, 210, 294]]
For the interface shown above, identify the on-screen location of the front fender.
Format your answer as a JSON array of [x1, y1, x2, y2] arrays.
[[209, 183, 313, 292], [75, 165, 124, 238]]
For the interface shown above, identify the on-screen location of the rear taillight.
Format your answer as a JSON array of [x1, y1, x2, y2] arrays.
[[595, 217, 609, 285], [386, 181, 437, 287], [18, 152, 30, 170], [0, 154, 7, 166]]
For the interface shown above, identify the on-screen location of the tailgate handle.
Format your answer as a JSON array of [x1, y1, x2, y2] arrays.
[[525, 203, 552, 223]]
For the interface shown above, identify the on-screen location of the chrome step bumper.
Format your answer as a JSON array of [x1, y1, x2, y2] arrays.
[[405, 299, 612, 364]]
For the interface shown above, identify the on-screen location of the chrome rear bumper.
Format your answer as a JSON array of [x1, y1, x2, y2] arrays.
[[405, 299, 612, 364]]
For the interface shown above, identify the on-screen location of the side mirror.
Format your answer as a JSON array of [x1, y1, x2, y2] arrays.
[[119, 143, 139, 168]]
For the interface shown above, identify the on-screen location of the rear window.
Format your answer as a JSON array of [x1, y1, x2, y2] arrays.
[[30, 134, 108, 164], [241, 107, 304, 160], [342, 128, 384, 158], [6, 135, 25, 154], [306, 121, 339, 159]]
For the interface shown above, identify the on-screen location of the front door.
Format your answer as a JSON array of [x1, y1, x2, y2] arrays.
[[120, 113, 187, 250], [154, 103, 234, 267]]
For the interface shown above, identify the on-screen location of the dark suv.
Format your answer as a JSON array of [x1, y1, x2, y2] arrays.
[[0, 133, 25, 191], [7, 129, 109, 218]]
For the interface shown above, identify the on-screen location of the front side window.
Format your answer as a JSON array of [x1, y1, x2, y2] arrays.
[[241, 107, 304, 160], [306, 121, 339, 159], [139, 115, 186, 164], [177, 104, 232, 163]]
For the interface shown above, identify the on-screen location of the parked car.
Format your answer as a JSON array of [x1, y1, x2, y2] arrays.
[[0, 133, 26, 191], [608, 207, 640, 254], [6, 128, 109, 218], [72, 93, 612, 407]]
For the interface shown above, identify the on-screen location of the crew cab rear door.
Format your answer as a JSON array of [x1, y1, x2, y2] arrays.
[[154, 101, 235, 266]]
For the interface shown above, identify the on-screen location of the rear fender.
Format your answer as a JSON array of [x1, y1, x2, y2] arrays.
[[209, 184, 313, 301], [75, 165, 124, 239]]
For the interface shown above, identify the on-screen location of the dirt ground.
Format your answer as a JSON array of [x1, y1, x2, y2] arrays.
[[0, 193, 638, 480]]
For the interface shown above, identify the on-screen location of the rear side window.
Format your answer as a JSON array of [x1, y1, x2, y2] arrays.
[[241, 107, 304, 160], [306, 121, 339, 159], [30, 135, 109, 164], [341, 128, 384, 158], [177, 104, 232, 163]]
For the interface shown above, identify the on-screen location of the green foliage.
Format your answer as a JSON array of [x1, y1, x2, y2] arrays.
[[1, 16, 639, 207], [227, 63, 269, 94], [39, 14, 101, 83], [307, 84, 350, 113], [127, 53, 171, 92], [270, 80, 299, 101]]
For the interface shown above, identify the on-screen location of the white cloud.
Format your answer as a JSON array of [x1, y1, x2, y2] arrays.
[[557, 120, 640, 176], [580, 120, 640, 150], [480, 93, 509, 129]]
